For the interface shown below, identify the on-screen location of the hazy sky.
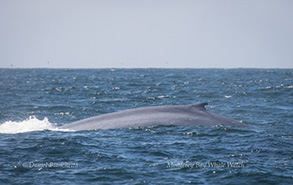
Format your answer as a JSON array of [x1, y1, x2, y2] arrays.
[[0, 0, 292, 68]]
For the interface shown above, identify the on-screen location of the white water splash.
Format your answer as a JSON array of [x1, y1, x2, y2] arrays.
[[0, 116, 62, 134]]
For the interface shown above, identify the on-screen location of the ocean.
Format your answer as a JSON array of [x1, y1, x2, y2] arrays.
[[0, 68, 292, 184]]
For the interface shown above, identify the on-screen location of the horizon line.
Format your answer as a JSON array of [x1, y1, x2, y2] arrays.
[[0, 67, 292, 70]]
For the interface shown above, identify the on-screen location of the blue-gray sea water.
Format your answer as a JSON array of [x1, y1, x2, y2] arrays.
[[0, 68, 292, 184]]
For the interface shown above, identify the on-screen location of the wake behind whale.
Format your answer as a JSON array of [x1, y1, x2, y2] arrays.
[[60, 103, 247, 131]]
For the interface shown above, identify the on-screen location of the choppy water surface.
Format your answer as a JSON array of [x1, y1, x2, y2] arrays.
[[0, 68, 292, 184]]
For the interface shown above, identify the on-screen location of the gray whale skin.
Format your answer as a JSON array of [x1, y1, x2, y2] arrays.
[[60, 103, 247, 131]]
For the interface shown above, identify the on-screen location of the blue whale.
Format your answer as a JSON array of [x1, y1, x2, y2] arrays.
[[59, 103, 247, 130]]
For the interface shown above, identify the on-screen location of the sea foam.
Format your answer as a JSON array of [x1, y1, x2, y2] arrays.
[[0, 116, 60, 134]]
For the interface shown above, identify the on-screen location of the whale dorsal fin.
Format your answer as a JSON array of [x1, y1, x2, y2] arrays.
[[190, 103, 208, 110]]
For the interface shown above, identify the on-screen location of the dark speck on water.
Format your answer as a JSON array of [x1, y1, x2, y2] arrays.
[[0, 68, 292, 184]]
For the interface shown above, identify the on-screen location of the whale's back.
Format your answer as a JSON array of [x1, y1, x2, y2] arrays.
[[60, 103, 246, 130]]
